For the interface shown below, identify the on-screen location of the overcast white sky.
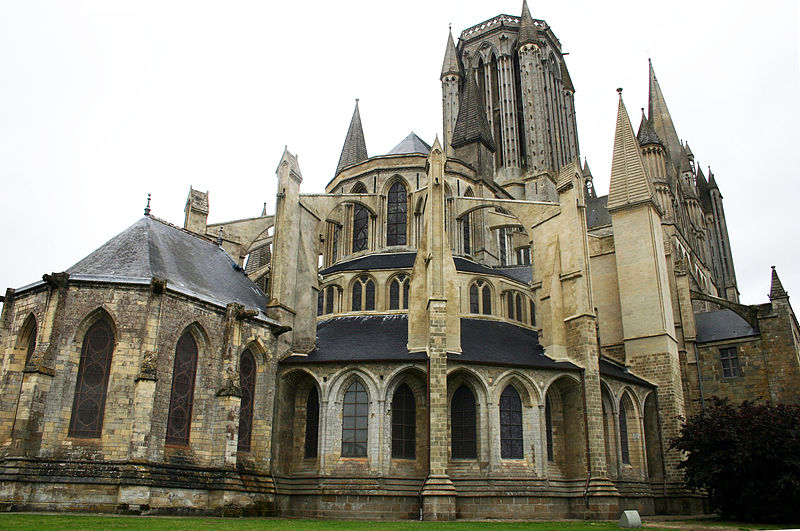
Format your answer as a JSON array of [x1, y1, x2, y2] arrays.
[[1, 0, 798, 307]]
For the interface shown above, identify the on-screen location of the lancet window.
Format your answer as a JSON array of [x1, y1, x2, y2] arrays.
[[351, 277, 375, 311], [386, 181, 407, 246], [469, 280, 492, 315], [391, 383, 416, 459], [451, 385, 477, 459], [237, 349, 256, 452], [342, 380, 368, 458], [305, 386, 319, 458], [166, 331, 198, 446], [389, 274, 410, 310], [68, 319, 115, 438], [499, 386, 523, 459]]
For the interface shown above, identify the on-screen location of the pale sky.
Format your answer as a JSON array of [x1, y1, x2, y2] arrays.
[[1, 0, 798, 307]]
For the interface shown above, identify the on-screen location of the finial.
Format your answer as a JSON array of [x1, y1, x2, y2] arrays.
[[648, 57, 652, 64], [449, 22, 452, 31], [217, 227, 223, 246], [144, 193, 151, 216], [617, 87, 623, 94], [355, 98, 359, 104], [772, 265, 776, 270]]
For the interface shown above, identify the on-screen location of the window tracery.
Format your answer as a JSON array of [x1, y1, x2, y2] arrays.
[[69, 319, 115, 438]]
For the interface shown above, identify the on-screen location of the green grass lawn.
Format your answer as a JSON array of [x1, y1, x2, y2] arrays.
[[0, 515, 648, 531]]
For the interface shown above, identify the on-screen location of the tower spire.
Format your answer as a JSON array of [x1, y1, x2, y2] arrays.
[[518, 0, 539, 47], [607, 88, 656, 212], [441, 27, 460, 79], [335, 99, 368, 175], [770, 266, 789, 300], [451, 73, 495, 151], [648, 59, 683, 171]]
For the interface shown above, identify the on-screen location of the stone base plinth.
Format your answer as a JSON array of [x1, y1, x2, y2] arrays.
[[421, 474, 457, 521]]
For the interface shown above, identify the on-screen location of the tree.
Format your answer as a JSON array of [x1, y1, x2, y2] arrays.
[[671, 397, 800, 523]]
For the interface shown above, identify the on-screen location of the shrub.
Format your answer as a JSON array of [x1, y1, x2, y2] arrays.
[[670, 397, 800, 523]]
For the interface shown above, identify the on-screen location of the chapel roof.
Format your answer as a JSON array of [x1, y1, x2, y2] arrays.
[[65, 216, 271, 316], [695, 309, 759, 343], [387, 132, 431, 156]]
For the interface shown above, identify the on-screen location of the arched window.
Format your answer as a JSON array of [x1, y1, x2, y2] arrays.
[[391, 383, 416, 459], [451, 385, 477, 459], [352, 276, 375, 311], [326, 285, 336, 314], [507, 292, 515, 320], [619, 399, 630, 465], [462, 188, 474, 255], [305, 386, 319, 458], [500, 385, 523, 459], [331, 223, 341, 263], [469, 280, 492, 315], [317, 289, 324, 316], [352, 204, 369, 252], [530, 300, 536, 326], [498, 227, 508, 266], [21, 315, 37, 365], [515, 293, 523, 322], [545, 395, 554, 462], [342, 380, 368, 457], [386, 181, 407, 246], [166, 331, 198, 446], [237, 349, 256, 452], [69, 319, 115, 438], [389, 274, 410, 310]]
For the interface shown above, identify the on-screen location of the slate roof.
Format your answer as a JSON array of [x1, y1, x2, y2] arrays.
[[695, 309, 759, 343], [637, 112, 663, 147], [320, 252, 532, 284], [387, 132, 431, 156], [282, 315, 577, 371], [335, 101, 368, 175], [451, 72, 496, 151], [598, 358, 654, 387], [65, 216, 273, 317], [586, 195, 612, 229]]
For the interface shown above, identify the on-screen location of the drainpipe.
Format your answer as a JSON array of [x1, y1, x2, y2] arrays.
[[693, 343, 705, 413], [579, 368, 592, 508]]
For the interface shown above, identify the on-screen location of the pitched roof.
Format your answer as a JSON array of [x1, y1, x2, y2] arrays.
[[66, 216, 272, 316], [586, 195, 612, 229], [648, 60, 683, 171], [441, 29, 461, 78], [770, 266, 788, 300], [607, 91, 656, 212], [695, 309, 759, 343], [387, 132, 431, 156], [518, 0, 539, 47], [335, 100, 368, 175], [599, 358, 654, 387], [451, 72, 496, 151]]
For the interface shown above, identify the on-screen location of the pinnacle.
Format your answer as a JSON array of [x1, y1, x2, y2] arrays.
[[441, 28, 461, 79], [648, 60, 683, 172], [770, 266, 788, 300], [518, 0, 539, 47], [451, 73, 495, 151]]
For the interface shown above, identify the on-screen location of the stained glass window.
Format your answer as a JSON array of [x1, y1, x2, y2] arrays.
[[352, 281, 362, 312], [500, 386, 523, 459], [342, 381, 368, 457], [482, 283, 492, 315], [68, 319, 115, 438], [451, 385, 477, 459], [619, 400, 630, 464], [352, 204, 369, 252], [237, 349, 256, 452], [24, 317, 37, 365], [386, 182, 407, 246], [305, 386, 319, 458], [326, 285, 335, 314], [391, 383, 415, 459], [365, 279, 375, 311], [469, 284, 479, 314], [166, 331, 198, 446]]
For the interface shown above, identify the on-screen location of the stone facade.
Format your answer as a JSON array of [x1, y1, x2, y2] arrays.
[[1, 1, 797, 520]]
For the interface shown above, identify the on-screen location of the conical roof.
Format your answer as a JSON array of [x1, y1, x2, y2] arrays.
[[451, 73, 496, 151], [335, 100, 368, 175], [387, 132, 431, 156], [648, 60, 683, 171], [582, 158, 592, 178], [607, 90, 656, 212], [518, 0, 539, 47], [770, 266, 788, 300], [637, 109, 663, 146], [441, 29, 461, 78], [67, 217, 272, 314]]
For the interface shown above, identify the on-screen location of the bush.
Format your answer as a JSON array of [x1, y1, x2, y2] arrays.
[[670, 397, 800, 523]]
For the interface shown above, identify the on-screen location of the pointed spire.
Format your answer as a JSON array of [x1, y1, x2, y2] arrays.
[[441, 28, 461, 79], [708, 168, 718, 190], [451, 72, 496, 151], [637, 108, 663, 146], [684, 141, 694, 160], [518, 0, 539, 47], [607, 89, 656, 212], [770, 266, 788, 300], [696, 165, 713, 211], [582, 157, 592, 178], [648, 59, 683, 170], [335, 100, 368, 175]]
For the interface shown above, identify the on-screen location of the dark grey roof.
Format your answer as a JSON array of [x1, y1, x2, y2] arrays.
[[454, 319, 577, 370], [586, 195, 612, 229], [695, 309, 759, 343], [387, 132, 431, 156], [320, 252, 532, 284], [67, 216, 272, 316], [283, 315, 426, 364], [696, 167, 713, 212], [451, 72, 496, 151], [637, 112, 663, 147], [283, 315, 576, 371], [599, 358, 654, 387], [335, 101, 368, 175]]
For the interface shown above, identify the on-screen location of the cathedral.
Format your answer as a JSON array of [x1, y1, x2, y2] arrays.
[[1, 2, 798, 520]]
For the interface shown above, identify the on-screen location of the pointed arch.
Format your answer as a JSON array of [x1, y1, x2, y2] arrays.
[[68, 312, 116, 438], [166, 326, 200, 446], [391, 383, 416, 459], [351, 275, 376, 311], [388, 273, 410, 310], [468, 278, 493, 315], [18, 313, 37, 365], [304, 385, 320, 458], [342, 379, 369, 457], [237, 348, 256, 452], [451, 384, 477, 459], [499, 385, 523, 459], [386, 180, 408, 246]]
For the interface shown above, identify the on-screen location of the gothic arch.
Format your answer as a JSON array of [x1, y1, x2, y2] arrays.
[[72, 307, 118, 345], [16, 313, 37, 365], [493, 370, 539, 407]]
